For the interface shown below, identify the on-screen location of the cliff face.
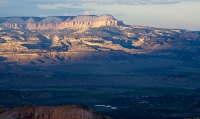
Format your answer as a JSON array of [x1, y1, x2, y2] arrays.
[[0, 105, 112, 119], [0, 15, 121, 30]]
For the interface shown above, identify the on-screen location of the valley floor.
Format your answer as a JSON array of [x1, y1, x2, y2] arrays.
[[1, 86, 200, 119]]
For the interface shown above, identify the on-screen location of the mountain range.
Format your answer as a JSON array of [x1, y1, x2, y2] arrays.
[[0, 15, 200, 88]]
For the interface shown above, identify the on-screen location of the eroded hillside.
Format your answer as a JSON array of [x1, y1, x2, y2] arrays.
[[0, 105, 112, 119], [0, 15, 200, 65]]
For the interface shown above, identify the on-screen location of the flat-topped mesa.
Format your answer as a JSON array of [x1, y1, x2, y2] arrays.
[[0, 15, 124, 30]]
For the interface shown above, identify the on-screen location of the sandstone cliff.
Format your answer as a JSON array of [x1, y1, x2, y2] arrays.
[[0, 105, 112, 119], [0, 15, 122, 30]]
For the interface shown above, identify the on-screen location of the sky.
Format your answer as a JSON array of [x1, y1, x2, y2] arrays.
[[0, 0, 200, 31]]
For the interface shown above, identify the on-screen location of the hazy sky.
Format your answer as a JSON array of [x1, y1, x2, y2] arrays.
[[0, 0, 200, 30]]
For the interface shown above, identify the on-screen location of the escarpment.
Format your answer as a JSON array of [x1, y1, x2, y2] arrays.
[[0, 15, 122, 30], [0, 14, 200, 66]]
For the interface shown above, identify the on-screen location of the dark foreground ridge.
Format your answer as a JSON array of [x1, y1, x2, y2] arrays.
[[0, 105, 112, 119]]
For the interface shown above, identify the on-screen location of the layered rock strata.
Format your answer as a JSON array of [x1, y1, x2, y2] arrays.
[[0, 15, 122, 30]]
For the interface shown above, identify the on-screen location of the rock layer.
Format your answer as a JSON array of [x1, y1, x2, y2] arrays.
[[0, 15, 122, 30]]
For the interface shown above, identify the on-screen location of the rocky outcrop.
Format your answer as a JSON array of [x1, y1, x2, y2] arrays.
[[0, 105, 112, 119], [0, 15, 122, 30]]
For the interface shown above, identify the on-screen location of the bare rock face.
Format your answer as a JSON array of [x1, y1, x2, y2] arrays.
[[0, 105, 112, 119], [0, 15, 122, 30]]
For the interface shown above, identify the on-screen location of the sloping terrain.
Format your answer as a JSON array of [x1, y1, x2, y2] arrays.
[[0, 105, 112, 119]]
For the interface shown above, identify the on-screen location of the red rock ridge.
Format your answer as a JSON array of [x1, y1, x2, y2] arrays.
[[0, 105, 112, 119]]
